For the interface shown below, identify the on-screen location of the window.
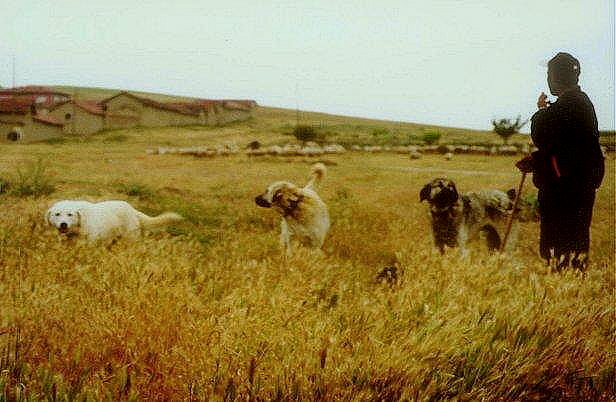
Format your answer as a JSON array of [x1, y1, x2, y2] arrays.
[[7, 131, 20, 141], [65, 113, 72, 120]]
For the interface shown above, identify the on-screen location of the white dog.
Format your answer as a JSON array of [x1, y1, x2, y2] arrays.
[[255, 163, 330, 255], [46, 200, 183, 243]]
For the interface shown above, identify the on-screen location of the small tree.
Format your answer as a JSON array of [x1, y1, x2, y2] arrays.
[[247, 140, 261, 150], [292, 125, 317, 144], [492, 116, 527, 144], [421, 130, 441, 145]]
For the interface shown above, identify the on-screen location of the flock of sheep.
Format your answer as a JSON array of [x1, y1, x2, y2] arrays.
[[147, 142, 539, 159]]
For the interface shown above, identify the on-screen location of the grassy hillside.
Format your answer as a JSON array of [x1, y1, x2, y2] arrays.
[[0, 91, 613, 399], [50, 85, 531, 147], [51, 85, 199, 103]]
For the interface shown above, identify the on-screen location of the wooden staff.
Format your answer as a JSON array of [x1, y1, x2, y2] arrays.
[[500, 171, 527, 253]]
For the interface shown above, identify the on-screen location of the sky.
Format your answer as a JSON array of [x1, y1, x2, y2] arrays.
[[0, 0, 614, 132]]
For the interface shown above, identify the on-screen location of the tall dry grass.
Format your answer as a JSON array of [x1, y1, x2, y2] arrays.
[[0, 137, 614, 400]]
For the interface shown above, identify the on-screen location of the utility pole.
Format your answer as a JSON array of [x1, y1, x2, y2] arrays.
[[72, 86, 76, 135], [295, 81, 299, 126]]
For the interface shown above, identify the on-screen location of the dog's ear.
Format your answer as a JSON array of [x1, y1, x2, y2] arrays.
[[273, 187, 300, 211], [419, 183, 432, 202], [45, 209, 52, 225], [72, 208, 86, 230], [273, 189, 284, 205], [444, 182, 459, 203]]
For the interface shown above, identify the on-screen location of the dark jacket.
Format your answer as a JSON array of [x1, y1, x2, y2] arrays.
[[530, 87, 604, 190]]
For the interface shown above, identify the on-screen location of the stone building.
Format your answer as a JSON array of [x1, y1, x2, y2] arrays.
[[0, 98, 64, 143], [101, 92, 257, 129], [46, 100, 105, 136], [0, 86, 71, 108], [101, 92, 202, 129], [0, 87, 71, 142], [0, 87, 257, 142]]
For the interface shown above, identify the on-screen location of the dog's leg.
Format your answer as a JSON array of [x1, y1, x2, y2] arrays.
[[432, 228, 446, 255], [481, 224, 502, 252], [436, 243, 446, 255], [457, 227, 470, 258], [459, 246, 470, 259], [280, 220, 292, 256]]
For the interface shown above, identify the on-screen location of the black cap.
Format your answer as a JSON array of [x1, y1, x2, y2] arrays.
[[548, 52, 580, 85]]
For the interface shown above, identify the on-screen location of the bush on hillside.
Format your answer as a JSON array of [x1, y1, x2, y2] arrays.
[[422, 131, 441, 145], [10, 159, 55, 198], [247, 140, 261, 150], [371, 128, 390, 137], [492, 116, 527, 144], [292, 125, 318, 144], [116, 182, 155, 200]]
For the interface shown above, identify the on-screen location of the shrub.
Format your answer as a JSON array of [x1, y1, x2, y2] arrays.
[[116, 182, 155, 199], [492, 116, 527, 144], [371, 128, 390, 137], [247, 141, 261, 150], [10, 159, 55, 197], [422, 131, 441, 145], [0, 179, 8, 195], [405, 134, 421, 145], [292, 125, 317, 144]]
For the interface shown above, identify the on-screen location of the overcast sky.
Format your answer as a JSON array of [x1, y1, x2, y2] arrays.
[[1, 1, 614, 131]]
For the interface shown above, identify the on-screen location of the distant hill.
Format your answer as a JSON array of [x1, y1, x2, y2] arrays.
[[49, 85, 530, 146], [50, 86, 199, 103]]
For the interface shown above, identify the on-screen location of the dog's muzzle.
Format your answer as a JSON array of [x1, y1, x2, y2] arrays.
[[255, 195, 271, 208], [58, 222, 69, 233]]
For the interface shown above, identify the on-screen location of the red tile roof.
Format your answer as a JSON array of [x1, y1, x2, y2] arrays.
[[0, 86, 71, 97], [222, 100, 255, 111], [33, 114, 64, 127], [101, 92, 201, 116], [101, 92, 256, 115], [225, 100, 257, 107], [0, 98, 33, 114], [51, 100, 105, 116], [166, 101, 209, 115], [75, 100, 105, 116]]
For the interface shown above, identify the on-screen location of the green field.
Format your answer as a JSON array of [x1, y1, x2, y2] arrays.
[[0, 106, 614, 400]]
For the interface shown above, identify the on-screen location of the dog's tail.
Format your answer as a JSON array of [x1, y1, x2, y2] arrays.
[[477, 190, 514, 215], [305, 163, 326, 189], [136, 211, 183, 229]]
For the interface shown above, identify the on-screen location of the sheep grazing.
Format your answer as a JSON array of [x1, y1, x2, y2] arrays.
[[323, 144, 346, 154], [409, 150, 422, 159]]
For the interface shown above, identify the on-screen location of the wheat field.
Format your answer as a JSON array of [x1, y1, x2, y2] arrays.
[[0, 120, 614, 400]]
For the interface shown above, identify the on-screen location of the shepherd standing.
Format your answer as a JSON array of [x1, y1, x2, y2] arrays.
[[516, 52, 605, 271]]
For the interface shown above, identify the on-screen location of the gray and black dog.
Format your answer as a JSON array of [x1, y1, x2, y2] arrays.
[[420, 178, 514, 255]]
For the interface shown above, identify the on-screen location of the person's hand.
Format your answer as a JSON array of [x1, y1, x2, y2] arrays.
[[537, 92, 549, 109], [516, 155, 534, 173]]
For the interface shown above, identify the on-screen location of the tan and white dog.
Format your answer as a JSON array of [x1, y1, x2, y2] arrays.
[[255, 163, 330, 255], [46, 200, 183, 243]]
